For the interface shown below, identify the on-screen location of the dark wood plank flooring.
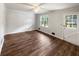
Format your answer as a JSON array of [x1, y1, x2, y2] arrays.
[[1, 30, 79, 56]]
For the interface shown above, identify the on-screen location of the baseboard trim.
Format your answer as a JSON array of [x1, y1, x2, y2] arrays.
[[35, 30, 63, 40], [5, 29, 36, 36], [4, 30, 79, 47], [0, 37, 4, 55], [35, 30, 79, 47]]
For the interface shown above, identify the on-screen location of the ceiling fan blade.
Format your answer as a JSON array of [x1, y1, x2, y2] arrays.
[[22, 3, 40, 7], [23, 3, 33, 6], [29, 3, 41, 6], [21, 3, 34, 9], [40, 7, 49, 11], [38, 3, 45, 6], [25, 3, 44, 7], [21, 3, 49, 13], [35, 3, 48, 11]]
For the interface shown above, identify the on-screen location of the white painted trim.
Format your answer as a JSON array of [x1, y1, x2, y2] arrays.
[[0, 35, 4, 55], [38, 29, 79, 46], [5, 29, 36, 35], [38, 30, 63, 40]]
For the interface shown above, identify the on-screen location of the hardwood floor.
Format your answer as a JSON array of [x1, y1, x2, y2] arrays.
[[1, 30, 79, 56]]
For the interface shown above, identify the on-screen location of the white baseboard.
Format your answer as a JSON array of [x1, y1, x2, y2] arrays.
[[38, 30, 63, 40], [5, 29, 36, 35], [0, 36, 4, 55]]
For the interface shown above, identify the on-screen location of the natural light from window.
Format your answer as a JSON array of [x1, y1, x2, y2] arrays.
[[40, 15, 48, 28], [65, 15, 77, 29]]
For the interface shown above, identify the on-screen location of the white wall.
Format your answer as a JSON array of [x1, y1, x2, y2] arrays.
[[6, 9, 35, 34], [36, 11, 64, 39], [0, 3, 5, 53], [36, 6, 79, 46]]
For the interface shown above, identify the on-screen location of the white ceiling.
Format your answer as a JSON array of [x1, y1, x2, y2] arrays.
[[5, 3, 79, 14]]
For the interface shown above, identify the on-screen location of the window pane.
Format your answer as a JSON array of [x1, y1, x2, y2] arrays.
[[65, 15, 77, 28], [40, 15, 48, 27], [73, 15, 77, 19]]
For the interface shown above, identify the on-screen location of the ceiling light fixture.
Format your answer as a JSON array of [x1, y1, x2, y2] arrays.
[[33, 6, 40, 13]]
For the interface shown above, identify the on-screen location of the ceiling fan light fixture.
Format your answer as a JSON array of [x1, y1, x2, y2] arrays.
[[33, 6, 40, 13]]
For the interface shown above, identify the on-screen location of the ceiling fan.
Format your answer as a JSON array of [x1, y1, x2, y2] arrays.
[[22, 3, 48, 13]]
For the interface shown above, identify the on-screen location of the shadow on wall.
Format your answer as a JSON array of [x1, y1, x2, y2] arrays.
[[6, 24, 34, 34], [64, 32, 79, 46]]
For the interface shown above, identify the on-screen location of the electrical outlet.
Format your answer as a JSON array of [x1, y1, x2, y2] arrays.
[[52, 32, 55, 35], [38, 28, 40, 30]]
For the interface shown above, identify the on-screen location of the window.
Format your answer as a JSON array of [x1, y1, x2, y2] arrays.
[[65, 15, 77, 29], [40, 15, 48, 27]]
